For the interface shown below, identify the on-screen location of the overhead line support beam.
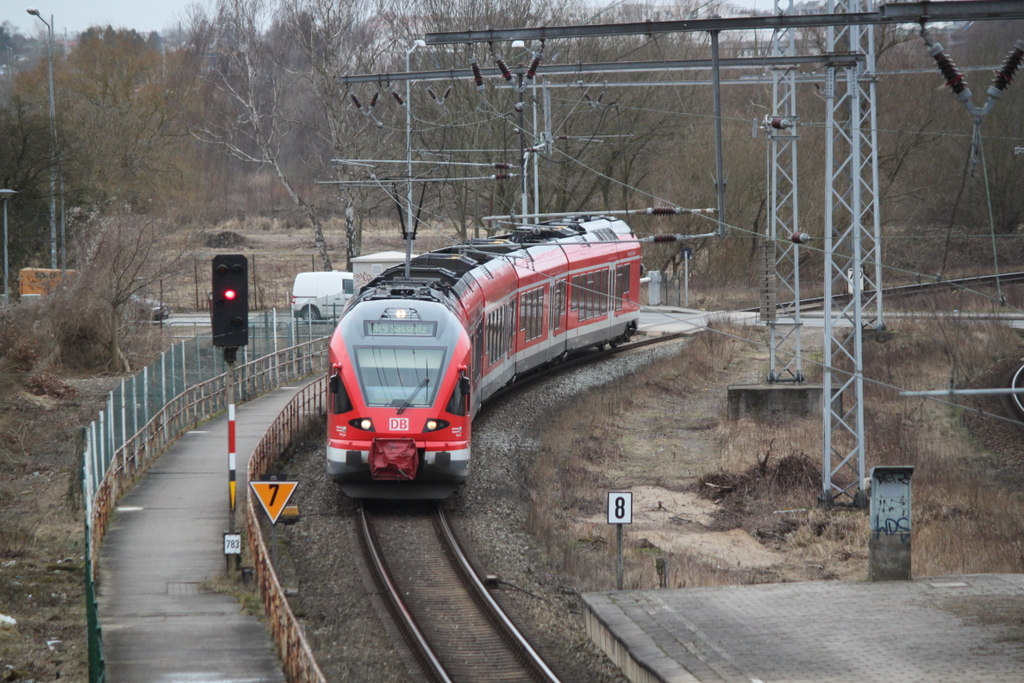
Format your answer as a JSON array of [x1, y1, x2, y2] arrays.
[[423, 1, 1024, 44], [338, 55, 854, 86]]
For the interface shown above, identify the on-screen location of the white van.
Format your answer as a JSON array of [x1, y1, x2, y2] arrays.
[[291, 271, 354, 320]]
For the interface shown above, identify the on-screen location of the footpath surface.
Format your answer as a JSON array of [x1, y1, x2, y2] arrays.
[[98, 379, 317, 683], [584, 573, 1024, 683]]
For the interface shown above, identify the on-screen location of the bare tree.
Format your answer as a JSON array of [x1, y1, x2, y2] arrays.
[[281, 0, 401, 268], [75, 211, 191, 372], [189, 0, 335, 270]]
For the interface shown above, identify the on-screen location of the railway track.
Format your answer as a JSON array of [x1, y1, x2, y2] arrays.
[[753, 270, 1024, 313], [358, 502, 562, 683]]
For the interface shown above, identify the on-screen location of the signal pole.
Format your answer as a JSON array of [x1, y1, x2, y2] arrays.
[[211, 255, 249, 522]]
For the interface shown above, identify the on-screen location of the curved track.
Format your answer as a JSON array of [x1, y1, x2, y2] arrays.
[[358, 502, 562, 683]]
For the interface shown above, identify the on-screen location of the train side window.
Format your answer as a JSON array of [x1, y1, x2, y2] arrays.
[[523, 287, 544, 341], [487, 308, 501, 365], [589, 272, 598, 321], [570, 274, 579, 312], [507, 301, 516, 357], [330, 373, 353, 414], [473, 322, 484, 379], [445, 375, 469, 416], [599, 268, 606, 313]]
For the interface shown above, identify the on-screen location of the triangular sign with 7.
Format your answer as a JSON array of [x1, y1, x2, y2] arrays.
[[250, 481, 297, 524]]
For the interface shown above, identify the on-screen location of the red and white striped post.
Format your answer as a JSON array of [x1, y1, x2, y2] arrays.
[[225, 348, 238, 520]]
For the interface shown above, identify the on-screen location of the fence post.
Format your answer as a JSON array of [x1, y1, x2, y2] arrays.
[[143, 366, 150, 428]]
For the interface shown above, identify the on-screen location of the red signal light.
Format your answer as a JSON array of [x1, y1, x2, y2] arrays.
[[224, 289, 237, 301]]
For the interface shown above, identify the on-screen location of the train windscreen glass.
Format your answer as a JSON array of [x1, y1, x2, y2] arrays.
[[353, 347, 446, 408]]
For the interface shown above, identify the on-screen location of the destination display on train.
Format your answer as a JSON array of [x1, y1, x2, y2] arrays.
[[365, 321, 437, 336]]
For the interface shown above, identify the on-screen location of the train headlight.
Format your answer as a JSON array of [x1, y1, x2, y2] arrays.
[[424, 419, 450, 432], [348, 418, 375, 432]]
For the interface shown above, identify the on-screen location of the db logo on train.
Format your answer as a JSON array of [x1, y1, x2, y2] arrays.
[[389, 417, 410, 431]]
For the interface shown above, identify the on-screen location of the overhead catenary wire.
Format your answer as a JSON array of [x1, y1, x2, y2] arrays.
[[331, 22, 1019, 319]]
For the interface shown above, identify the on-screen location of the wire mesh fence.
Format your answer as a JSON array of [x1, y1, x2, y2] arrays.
[[80, 308, 332, 683]]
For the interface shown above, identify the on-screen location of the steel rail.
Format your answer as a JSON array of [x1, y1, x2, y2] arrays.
[[434, 506, 563, 683], [359, 503, 562, 682], [745, 271, 1024, 313], [357, 503, 453, 683]]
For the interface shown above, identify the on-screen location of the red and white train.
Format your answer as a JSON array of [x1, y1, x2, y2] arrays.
[[326, 216, 641, 498]]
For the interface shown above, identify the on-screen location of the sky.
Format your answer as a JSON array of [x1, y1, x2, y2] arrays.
[[4, 0, 777, 38], [5, 0, 211, 37]]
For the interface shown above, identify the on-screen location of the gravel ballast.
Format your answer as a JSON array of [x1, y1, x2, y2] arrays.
[[276, 341, 686, 681]]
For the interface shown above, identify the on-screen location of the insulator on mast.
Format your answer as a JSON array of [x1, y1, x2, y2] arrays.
[[495, 58, 513, 82], [369, 92, 379, 108], [470, 58, 485, 90], [928, 43, 970, 97], [791, 232, 811, 244], [442, 86, 452, 101], [349, 93, 362, 110], [427, 87, 438, 101], [491, 173, 512, 180], [525, 53, 542, 83], [990, 39, 1024, 94], [645, 207, 682, 215], [493, 163, 512, 169], [391, 90, 404, 106]]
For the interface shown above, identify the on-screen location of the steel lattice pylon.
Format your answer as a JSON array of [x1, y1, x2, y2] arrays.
[[765, 0, 804, 384], [821, 0, 884, 505]]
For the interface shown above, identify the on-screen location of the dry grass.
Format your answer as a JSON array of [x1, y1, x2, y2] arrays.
[[0, 512, 37, 558], [527, 314, 1024, 592]]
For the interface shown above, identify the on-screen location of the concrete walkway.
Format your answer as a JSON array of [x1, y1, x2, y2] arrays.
[[584, 574, 1024, 683], [98, 379, 317, 683]]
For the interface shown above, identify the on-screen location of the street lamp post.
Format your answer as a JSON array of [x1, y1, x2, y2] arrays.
[[26, 8, 57, 270], [0, 189, 17, 306]]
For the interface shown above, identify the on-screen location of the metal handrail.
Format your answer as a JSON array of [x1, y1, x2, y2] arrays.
[[246, 376, 329, 683], [85, 338, 328, 571]]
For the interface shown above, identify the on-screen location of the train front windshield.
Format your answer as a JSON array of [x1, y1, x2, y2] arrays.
[[353, 346, 446, 408]]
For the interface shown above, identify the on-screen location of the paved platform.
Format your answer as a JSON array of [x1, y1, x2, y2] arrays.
[[583, 574, 1024, 683], [98, 379, 317, 683]]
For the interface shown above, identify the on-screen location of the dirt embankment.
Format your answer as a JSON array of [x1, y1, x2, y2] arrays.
[[0, 373, 122, 681]]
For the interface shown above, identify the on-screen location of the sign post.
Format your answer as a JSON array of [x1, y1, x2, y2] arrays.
[[608, 491, 633, 590], [250, 480, 298, 570], [223, 531, 241, 572], [681, 247, 692, 308]]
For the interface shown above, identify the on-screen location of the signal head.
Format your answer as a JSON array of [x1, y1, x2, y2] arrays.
[[211, 254, 249, 347]]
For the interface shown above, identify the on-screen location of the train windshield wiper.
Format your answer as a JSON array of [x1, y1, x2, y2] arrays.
[[396, 377, 429, 414]]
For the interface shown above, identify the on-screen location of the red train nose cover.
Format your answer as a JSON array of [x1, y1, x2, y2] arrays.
[[370, 438, 418, 480]]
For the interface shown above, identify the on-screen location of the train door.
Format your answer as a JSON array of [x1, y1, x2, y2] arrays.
[[549, 279, 566, 335], [614, 263, 631, 314]]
